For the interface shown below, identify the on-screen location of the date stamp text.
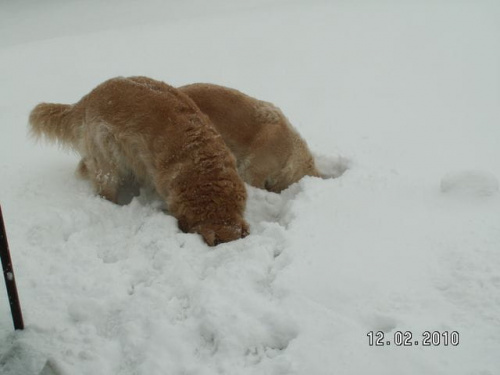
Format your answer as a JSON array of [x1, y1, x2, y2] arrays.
[[367, 330, 459, 347]]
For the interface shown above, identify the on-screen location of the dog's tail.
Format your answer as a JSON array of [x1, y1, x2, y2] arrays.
[[29, 103, 83, 150]]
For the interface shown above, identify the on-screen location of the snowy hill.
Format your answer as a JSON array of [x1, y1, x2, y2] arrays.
[[1, 1, 499, 374]]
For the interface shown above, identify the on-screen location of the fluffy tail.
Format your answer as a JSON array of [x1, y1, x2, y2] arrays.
[[29, 103, 83, 150]]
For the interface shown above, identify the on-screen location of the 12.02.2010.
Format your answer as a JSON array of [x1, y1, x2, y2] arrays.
[[367, 330, 459, 347]]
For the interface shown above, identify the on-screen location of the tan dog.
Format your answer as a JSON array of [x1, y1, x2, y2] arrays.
[[29, 76, 249, 246], [179, 83, 320, 193]]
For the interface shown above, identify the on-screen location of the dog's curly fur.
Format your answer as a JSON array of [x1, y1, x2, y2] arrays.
[[29, 76, 249, 246], [179, 83, 320, 193]]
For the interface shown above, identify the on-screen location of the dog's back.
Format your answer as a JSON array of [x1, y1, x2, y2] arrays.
[[179, 83, 320, 192]]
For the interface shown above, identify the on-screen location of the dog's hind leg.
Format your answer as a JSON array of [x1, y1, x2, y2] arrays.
[[83, 156, 124, 204], [77, 157, 139, 205]]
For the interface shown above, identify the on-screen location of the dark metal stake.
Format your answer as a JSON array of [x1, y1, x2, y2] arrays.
[[0, 204, 24, 330]]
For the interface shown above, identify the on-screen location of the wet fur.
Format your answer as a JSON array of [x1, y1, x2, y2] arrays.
[[29, 76, 249, 246], [179, 83, 320, 192]]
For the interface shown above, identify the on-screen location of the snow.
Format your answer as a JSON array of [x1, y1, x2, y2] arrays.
[[440, 170, 499, 197], [1, 0, 500, 374]]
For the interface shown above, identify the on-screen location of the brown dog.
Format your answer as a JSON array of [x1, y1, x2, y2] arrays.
[[179, 83, 320, 193], [29, 76, 249, 246]]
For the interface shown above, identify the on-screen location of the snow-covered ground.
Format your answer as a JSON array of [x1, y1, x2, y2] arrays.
[[1, 1, 500, 374]]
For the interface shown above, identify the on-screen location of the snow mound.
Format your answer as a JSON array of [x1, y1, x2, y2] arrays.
[[313, 153, 350, 179], [440, 170, 499, 197]]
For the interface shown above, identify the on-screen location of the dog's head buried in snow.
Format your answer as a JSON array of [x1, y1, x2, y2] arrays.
[[179, 220, 249, 247], [178, 83, 321, 193], [29, 76, 249, 246]]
